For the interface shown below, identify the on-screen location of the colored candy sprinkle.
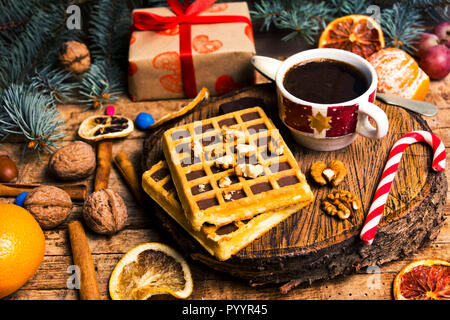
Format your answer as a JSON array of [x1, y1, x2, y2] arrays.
[[135, 112, 155, 130]]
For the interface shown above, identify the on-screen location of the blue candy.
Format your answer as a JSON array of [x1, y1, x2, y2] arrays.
[[135, 112, 155, 130], [15, 191, 28, 207]]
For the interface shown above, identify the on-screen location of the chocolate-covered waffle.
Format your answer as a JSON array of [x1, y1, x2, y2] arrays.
[[162, 107, 313, 231], [142, 160, 306, 261]]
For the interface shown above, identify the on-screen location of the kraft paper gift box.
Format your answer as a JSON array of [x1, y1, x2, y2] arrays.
[[128, 1, 256, 101]]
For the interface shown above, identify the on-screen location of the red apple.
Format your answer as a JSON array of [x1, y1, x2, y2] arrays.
[[420, 45, 450, 79], [416, 33, 441, 57], [433, 22, 450, 48]]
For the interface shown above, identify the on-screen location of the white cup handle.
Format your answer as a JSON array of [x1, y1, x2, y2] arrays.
[[356, 101, 388, 139], [251, 56, 283, 81]]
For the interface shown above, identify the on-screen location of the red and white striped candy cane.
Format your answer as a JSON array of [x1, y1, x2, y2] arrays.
[[360, 130, 446, 245]]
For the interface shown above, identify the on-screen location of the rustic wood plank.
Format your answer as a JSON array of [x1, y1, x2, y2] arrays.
[[1, 44, 447, 300], [5, 240, 448, 300]]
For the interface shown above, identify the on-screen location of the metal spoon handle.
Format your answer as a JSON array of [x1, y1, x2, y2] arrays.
[[376, 92, 438, 117]]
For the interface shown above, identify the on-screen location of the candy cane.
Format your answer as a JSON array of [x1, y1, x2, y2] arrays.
[[360, 131, 446, 245]]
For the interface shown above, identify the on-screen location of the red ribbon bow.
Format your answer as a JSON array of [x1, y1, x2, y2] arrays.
[[132, 0, 252, 97]]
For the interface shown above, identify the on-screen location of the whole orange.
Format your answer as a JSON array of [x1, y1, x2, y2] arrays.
[[0, 203, 45, 299]]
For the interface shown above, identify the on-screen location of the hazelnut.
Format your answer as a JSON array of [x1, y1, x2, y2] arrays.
[[24, 186, 72, 229], [82, 189, 128, 235], [0, 153, 18, 183], [49, 141, 96, 181], [59, 41, 91, 74]]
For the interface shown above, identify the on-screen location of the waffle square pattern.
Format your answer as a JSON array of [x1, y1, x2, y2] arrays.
[[162, 107, 314, 231], [142, 160, 307, 261]]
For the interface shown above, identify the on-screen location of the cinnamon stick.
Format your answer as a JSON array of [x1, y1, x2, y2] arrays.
[[0, 183, 87, 201], [68, 221, 101, 300], [94, 140, 113, 191], [113, 152, 145, 205]]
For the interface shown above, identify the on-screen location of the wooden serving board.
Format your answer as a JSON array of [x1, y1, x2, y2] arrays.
[[142, 83, 447, 286]]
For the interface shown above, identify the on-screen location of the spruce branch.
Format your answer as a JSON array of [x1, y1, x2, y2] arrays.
[[380, 3, 425, 54], [250, 0, 286, 31], [0, 84, 66, 157], [78, 61, 122, 109], [0, 0, 34, 31], [0, 8, 54, 87], [277, 1, 334, 44], [30, 66, 78, 104], [88, 0, 130, 63], [127, 0, 167, 9], [426, 5, 450, 22], [330, 0, 371, 16], [0, 3, 68, 88]]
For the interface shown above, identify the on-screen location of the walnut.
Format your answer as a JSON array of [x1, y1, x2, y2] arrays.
[[192, 140, 203, 158], [218, 176, 232, 188], [310, 160, 347, 186], [49, 141, 96, 181], [59, 41, 91, 74], [235, 163, 264, 179], [310, 161, 328, 185], [82, 189, 128, 235], [214, 154, 234, 169], [322, 190, 361, 220], [268, 140, 284, 155], [24, 186, 72, 229], [328, 160, 347, 186], [222, 126, 245, 143], [236, 143, 256, 157]]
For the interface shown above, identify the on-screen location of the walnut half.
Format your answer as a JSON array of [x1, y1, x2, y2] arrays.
[[322, 190, 361, 220], [310, 160, 347, 186]]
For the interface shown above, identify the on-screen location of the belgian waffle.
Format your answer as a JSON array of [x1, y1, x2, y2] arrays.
[[142, 160, 307, 261], [162, 107, 314, 231]]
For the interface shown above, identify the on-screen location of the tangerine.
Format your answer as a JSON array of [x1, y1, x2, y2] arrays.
[[368, 48, 429, 100], [0, 203, 45, 298]]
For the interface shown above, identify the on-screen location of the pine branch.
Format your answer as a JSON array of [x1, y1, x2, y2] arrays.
[[88, 0, 130, 63], [127, 0, 167, 9], [277, 1, 335, 44], [330, 0, 371, 16], [0, 84, 66, 157], [380, 3, 425, 54], [250, 0, 287, 31], [78, 61, 122, 109], [30, 66, 77, 104], [0, 0, 35, 31], [0, 3, 67, 88], [426, 5, 450, 22]]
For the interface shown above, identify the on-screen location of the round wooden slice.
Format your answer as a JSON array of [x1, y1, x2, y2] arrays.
[[142, 83, 447, 287]]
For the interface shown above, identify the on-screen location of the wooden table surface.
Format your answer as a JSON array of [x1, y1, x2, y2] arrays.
[[2, 31, 449, 300]]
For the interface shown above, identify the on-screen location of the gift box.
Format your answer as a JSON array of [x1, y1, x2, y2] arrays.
[[128, 1, 256, 101]]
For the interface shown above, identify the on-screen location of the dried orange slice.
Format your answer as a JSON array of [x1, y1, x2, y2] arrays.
[[393, 259, 449, 300], [368, 48, 430, 100], [318, 15, 385, 58], [109, 243, 193, 300], [78, 115, 134, 142]]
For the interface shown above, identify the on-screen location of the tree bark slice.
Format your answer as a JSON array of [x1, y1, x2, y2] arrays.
[[141, 83, 447, 288]]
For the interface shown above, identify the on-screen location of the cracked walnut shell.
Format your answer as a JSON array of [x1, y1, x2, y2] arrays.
[[322, 190, 361, 220], [59, 41, 91, 74], [49, 141, 96, 181], [24, 185, 72, 229], [310, 160, 347, 186], [82, 189, 128, 235]]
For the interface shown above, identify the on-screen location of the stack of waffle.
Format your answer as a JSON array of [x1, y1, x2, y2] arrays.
[[142, 107, 314, 261]]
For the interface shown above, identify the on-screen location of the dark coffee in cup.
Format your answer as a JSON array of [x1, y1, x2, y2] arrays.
[[283, 58, 369, 104]]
